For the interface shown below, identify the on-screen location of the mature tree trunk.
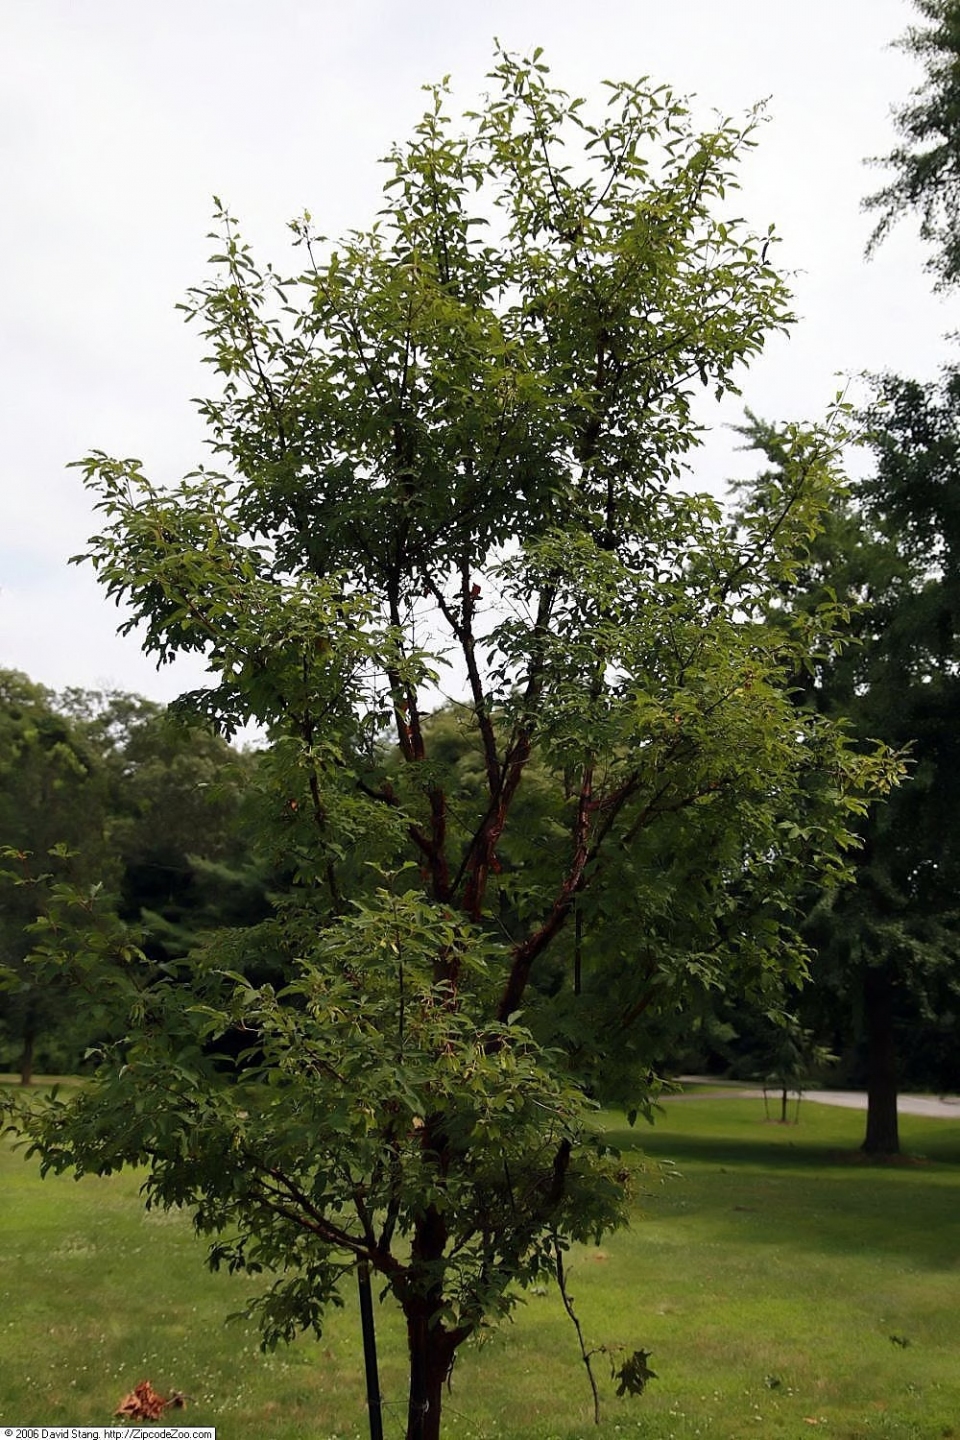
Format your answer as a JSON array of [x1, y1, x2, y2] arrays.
[[402, 1195, 468, 1440], [404, 1310, 458, 1440], [19, 1027, 35, 1087], [861, 963, 900, 1155]]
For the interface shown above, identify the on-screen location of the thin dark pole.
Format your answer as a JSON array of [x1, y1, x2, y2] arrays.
[[357, 1260, 384, 1440]]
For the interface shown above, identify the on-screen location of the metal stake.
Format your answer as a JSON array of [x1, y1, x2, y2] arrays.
[[357, 1259, 384, 1440]]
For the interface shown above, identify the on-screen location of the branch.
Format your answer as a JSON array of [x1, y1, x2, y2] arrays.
[[236, 298, 288, 457], [248, 1166, 366, 1255], [495, 739, 718, 1019], [421, 560, 501, 796], [455, 582, 558, 917], [303, 235, 388, 405], [459, 728, 532, 921], [554, 1238, 602, 1427], [385, 581, 453, 902], [497, 765, 593, 1021], [300, 703, 345, 913]]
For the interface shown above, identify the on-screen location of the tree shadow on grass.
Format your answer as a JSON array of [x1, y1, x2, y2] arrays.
[[603, 1113, 960, 1270], [605, 1102, 960, 1171]]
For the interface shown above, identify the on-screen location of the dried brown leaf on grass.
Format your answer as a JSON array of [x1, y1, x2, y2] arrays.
[[115, 1379, 186, 1420]]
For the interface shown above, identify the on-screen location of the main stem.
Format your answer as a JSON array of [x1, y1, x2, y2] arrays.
[[405, 1310, 457, 1440]]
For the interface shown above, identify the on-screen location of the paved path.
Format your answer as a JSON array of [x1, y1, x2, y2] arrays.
[[804, 1089, 960, 1118], [674, 1077, 960, 1119]]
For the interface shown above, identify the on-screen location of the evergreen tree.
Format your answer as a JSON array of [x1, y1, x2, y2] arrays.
[[866, 0, 960, 288], [738, 382, 960, 1153]]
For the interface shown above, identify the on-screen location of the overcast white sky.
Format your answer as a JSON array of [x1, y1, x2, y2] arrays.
[[2, 0, 955, 704]]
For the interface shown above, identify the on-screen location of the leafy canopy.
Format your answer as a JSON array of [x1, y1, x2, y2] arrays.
[[12, 49, 898, 1438]]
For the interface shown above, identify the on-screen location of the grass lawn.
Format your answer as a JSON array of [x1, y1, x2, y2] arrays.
[[1, 1092, 958, 1439]]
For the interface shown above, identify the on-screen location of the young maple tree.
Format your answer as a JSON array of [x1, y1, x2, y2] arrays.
[[16, 51, 896, 1440]]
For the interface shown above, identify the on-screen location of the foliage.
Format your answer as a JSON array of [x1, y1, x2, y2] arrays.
[[865, 0, 960, 286], [0, 679, 262, 1079], [757, 1018, 836, 1123], [735, 380, 960, 1151], [88, 697, 271, 968], [858, 0, 960, 1142], [9, 50, 898, 1440], [0, 672, 114, 1081]]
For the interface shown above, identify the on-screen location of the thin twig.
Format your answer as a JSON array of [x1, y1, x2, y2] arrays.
[[553, 1237, 602, 1426]]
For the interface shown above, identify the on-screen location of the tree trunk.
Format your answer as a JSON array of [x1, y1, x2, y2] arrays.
[[402, 1195, 466, 1440], [861, 963, 900, 1155], [19, 1028, 35, 1087], [405, 1310, 457, 1440]]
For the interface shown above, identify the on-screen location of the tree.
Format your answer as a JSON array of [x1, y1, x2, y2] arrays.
[[865, 0, 960, 287], [1, 682, 267, 1079], [737, 385, 960, 1155], [853, 372, 960, 1149], [74, 693, 272, 965], [12, 53, 895, 1439], [0, 672, 114, 1083], [847, 0, 960, 1149]]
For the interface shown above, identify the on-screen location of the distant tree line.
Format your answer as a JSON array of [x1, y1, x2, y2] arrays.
[[0, 672, 272, 1083]]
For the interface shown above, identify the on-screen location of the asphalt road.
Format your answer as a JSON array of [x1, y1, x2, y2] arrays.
[[675, 1078, 960, 1118]]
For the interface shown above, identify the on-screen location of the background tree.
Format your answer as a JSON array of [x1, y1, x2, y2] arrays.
[[775, 0, 960, 1150], [865, 0, 960, 288], [1, 683, 266, 1077], [13, 53, 895, 1440], [735, 387, 960, 1154], [0, 672, 112, 1082], [854, 372, 960, 1145], [75, 693, 271, 966]]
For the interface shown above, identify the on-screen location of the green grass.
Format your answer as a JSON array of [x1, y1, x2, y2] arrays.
[[2, 1096, 959, 1438]]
